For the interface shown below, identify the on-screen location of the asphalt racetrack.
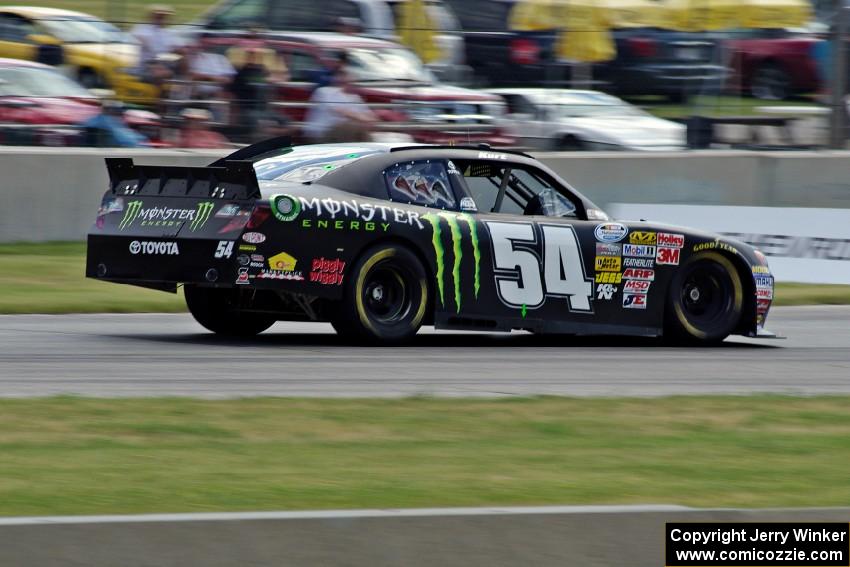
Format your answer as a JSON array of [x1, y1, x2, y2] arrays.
[[0, 306, 847, 398]]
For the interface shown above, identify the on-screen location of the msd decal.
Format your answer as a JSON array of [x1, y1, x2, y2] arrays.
[[623, 280, 651, 294], [622, 268, 654, 281], [623, 293, 647, 309]]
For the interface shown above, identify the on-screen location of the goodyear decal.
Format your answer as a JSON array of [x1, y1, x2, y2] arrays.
[[422, 212, 480, 313]]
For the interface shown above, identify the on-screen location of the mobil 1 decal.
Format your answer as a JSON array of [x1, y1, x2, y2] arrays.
[[484, 221, 593, 316]]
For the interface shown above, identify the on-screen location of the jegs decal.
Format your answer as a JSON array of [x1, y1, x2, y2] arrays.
[[484, 221, 593, 313]]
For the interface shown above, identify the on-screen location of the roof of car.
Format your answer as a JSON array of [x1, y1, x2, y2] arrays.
[[0, 6, 95, 18], [252, 31, 401, 49], [487, 88, 626, 104]]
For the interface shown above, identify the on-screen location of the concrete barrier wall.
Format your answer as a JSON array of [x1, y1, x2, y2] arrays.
[[4, 148, 850, 242], [1, 505, 849, 567]]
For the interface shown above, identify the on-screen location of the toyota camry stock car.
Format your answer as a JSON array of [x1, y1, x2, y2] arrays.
[[86, 139, 776, 344]]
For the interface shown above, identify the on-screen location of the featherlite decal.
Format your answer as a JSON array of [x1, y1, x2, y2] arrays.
[[421, 212, 481, 313]]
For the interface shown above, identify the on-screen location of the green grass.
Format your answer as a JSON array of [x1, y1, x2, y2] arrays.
[[633, 95, 820, 119], [1, 396, 850, 516], [0, 242, 184, 314], [31, 0, 214, 25], [1, 242, 849, 313]]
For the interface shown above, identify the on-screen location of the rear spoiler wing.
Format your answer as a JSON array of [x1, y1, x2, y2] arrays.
[[105, 158, 262, 201]]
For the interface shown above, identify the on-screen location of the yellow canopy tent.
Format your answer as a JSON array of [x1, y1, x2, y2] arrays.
[[604, 0, 671, 29], [397, 0, 442, 64], [660, 0, 812, 31]]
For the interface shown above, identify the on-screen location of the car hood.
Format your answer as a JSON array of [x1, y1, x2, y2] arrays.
[[355, 83, 499, 102], [556, 115, 685, 148], [66, 42, 141, 67]]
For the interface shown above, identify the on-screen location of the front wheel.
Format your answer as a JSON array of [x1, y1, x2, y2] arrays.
[[332, 244, 429, 344], [664, 252, 743, 344], [184, 285, 276, 337]]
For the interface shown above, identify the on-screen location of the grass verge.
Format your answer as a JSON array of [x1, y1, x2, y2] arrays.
[[1, 396, 849, 516], [2, 242, 848, 313]]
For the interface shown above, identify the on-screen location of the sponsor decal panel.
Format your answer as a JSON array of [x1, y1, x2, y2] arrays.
[[237, 254, 250, 266], [623, 257, 654, 268], [657, 232, 685, 248], [595, 256, 622, 272], [238, 244, 256, 252], [623, 279, 651, 294], [622, 268, 654, 281], [752, 265, 770, 274], [693, 240, 739, 254], [623, 244, 656, 258], [656, 246, 681, 266], [256, 270, 304, 281], [596, 243, 621, 257], [594, 222, 628, 243], [478, 151, 507, 160], [236, 267, 250, 285], [268, 252, 297, 271], [623, 293, 647, 309], [302, 219, 390, 232], [755, 274, 774, 300], [242, 232, 266, 244], [129, 240, 179, 255], [629, 231, 656, 245], [255, 251, 304, 281], [595, 272, 623, 284], [596, 283, 618, 300], [270, 194, 301, 222], [310, 257, 346, 286], [274, 195, 425, 230], [119, 201, 214, 231], [215, 204, 241, 218], [422, 212, 480, 313], [459, 197, 477, 212]]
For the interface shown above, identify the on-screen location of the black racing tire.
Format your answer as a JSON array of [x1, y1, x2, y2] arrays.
[[78, 68, 104, 89], [331, 243, 429, 344], [664, 252, 743, 345], [557, 135, 586, 151], [750, 63, 791, 101], [184, 285, 276, 337]]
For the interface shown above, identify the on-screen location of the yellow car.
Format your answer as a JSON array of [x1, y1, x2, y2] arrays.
[[0, 6, 159, 104]]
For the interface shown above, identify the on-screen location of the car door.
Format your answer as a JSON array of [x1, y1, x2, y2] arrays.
[[0, 13, 38, 61], [432, 156, 599, 332]]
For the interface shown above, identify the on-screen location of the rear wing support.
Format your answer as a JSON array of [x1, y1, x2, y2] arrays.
[[105, 158, 262, 200]]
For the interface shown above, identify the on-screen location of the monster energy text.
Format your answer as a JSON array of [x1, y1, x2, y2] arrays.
[[422, 212, 481, 313], [119, 201, 215, 231]]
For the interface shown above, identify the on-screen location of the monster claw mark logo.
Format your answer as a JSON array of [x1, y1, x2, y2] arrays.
[[421, 212, 480, 313], [190, 202, 215, 232], [119, 200, 142, 230], [118, 201, 215, 231]]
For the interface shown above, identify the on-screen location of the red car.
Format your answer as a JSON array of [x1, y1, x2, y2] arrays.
[[723, 30, 822, 100], [0, 58, 101, 144], [199, 32, 513, 145]]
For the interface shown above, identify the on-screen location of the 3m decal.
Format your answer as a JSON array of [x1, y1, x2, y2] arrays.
[[595, 272, 623, 284], [629, 231, 656, 245], [422, 212, 480, 313], [657, 232, 685, 248], [485, 221, 592, 313], [623, 280, 651, 294], [623, 293, 647, 309], [622, 268, 654, 281], [656, 246, 681, 266], [623, 244, 656, 258], [119, 201, 214, 231], [594, 222, 628, 243], [595, 256, 622, 272]]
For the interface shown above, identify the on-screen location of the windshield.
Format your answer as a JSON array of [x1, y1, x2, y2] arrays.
[[346, 47, 434, 83], [254, 145, 385, 181], [39, 17, 134, 44], [0, 66, 92, 97], [548, 94, 647, 118]]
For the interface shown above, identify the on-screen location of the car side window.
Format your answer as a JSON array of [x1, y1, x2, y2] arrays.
[[384, 160, 457, 209], [0, 14, 35, 42], [209, 0, 267, 29]]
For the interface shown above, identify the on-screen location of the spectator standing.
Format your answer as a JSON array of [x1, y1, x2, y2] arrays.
[[229, 47, 271, 142], [303, 65, 375, 143], [178, 108, 230, 148], [132, 5, 180, 84]]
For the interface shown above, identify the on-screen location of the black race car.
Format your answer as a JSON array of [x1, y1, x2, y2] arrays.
[[86, 139, 775, 344]]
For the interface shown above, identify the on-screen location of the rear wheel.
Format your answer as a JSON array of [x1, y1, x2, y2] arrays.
[[184, 285, 276, 336], [332, 244, 428, 343], [557, 135, 586, 151], [664, 252, 743, 344]]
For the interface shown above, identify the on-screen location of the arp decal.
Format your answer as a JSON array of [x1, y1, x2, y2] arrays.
[[485, 221, 593, 313], [622, 268, 654, 281]]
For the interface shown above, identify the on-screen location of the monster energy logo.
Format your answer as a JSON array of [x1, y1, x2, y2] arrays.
[[421, 212, 480, 313], [118, 201, 214, 231]]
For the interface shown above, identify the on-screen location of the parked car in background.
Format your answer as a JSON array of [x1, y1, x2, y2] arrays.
[[720, 28, 822, 100], [179, 0, 467, 81], [0, 58, 100, 145], [489, 88, 685, 151], [596, 28, 727, 102], [199, 32, 512, 146], [0, 6, 158, 104]]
